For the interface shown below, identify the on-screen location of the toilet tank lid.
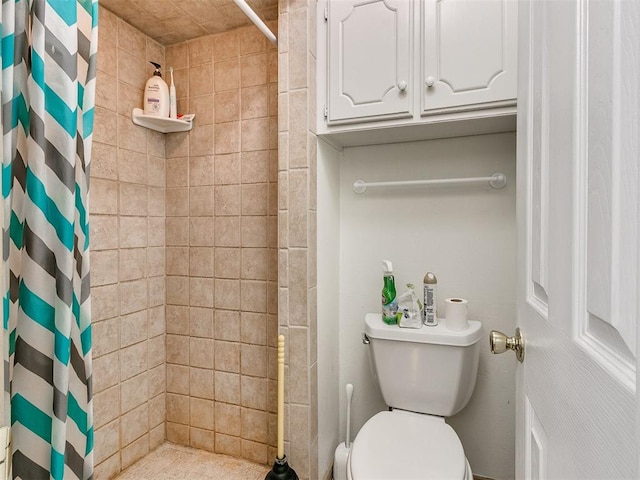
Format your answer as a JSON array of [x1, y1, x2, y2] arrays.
[[365, 313, 482, 346]]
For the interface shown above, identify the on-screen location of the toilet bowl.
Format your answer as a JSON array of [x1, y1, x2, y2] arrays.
[[346, 314, 482, 480], [346, 410, 472, 480]]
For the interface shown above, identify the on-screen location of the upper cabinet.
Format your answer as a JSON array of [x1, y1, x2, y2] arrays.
[[327, 0, 413, 123], [318, 0, 518, 146], [421, 0, 517, 114]]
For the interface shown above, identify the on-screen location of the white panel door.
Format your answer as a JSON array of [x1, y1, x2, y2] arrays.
[[422, 0, 517, 114], [516, 0, 639, 478], [327, 0, 413, 124]]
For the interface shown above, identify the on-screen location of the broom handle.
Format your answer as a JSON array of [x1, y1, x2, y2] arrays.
[[277, 334, 285, 459]]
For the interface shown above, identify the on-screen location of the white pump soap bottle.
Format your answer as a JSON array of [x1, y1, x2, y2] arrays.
[[143, 62, 169, 117]]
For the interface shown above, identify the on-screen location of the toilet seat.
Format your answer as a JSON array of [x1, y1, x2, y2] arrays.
[[348, 410, 467, 480]]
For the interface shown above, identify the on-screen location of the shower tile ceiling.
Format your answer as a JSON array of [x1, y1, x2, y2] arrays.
[[100, 0, 278, 45]]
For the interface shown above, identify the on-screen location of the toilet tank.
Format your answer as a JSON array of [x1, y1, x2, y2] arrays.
[[364, 313, 482, 417]]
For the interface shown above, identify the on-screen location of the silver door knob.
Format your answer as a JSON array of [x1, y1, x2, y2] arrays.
[[490, 328, 524, 362], [398, 80, 408, 91], [425, 76, 435, 87]]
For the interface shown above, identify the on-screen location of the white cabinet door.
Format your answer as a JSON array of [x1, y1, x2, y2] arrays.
[[422, 0, 517, 114], [516, 0, 639, 478], [327, 0, 413, 124]]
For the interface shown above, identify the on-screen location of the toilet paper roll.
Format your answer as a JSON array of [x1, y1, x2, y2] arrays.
[[445, 298, 468, 331]]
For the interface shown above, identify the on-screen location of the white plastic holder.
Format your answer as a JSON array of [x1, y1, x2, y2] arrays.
[[131, 108, 194, 133]]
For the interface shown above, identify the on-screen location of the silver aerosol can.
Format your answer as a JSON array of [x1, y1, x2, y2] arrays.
[[423, 272, 438, 326]]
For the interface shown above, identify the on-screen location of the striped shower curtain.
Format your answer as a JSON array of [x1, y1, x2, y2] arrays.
[[1, 1, 98, 479]]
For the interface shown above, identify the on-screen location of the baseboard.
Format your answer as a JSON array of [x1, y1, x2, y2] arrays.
[[474, 476, 495, 480]]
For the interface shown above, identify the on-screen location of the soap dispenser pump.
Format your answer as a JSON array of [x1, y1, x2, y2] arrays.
[[143, 62, 169, 117]]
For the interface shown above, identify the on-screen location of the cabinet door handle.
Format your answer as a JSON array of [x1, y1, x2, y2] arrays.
[[425, 76, 435, 88], [398, 80, 408, 91]]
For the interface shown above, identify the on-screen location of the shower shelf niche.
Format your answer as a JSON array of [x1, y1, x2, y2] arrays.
[[131, 108, 194, 133]]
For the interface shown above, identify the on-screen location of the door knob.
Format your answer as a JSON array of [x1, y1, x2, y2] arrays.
[[425, 76, 435, 87], [398, 80, 408, 91], [490, 328, 524, 362]]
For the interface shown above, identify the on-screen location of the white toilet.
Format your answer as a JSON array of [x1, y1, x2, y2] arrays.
[[348, 313, 482, 480]]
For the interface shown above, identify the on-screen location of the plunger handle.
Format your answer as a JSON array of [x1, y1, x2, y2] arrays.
[[277, 334, 285, 459]]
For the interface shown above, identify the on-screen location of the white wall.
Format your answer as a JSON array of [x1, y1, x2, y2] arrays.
[[317, 138, 342, 477], [331, 132, 517, 479]]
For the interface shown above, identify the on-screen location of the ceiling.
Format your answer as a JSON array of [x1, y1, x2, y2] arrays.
[[100, 0, 278, 45]]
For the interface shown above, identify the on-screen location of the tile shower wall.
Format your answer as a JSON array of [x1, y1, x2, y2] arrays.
[[91, 8, 167, 479], [278, 1, 319, 479], [164, 25, 279, 465]]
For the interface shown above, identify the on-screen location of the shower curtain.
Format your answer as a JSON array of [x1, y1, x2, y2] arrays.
[[1, 0, 98, 478]]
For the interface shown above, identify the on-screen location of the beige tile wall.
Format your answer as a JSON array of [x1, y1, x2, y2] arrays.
[[91, 8, 167, 480], [278, 1, 319, 479], [164, 24, 279, 465]]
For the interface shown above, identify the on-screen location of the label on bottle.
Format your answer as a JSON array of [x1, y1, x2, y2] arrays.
[[423, 284, 437, 325], [382, 298, 398, 325], [382, 274, 398, 324], [146, 97, 160, 113]]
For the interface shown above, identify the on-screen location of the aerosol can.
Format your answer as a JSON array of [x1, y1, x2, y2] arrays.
[[423, 272, 438, 326]]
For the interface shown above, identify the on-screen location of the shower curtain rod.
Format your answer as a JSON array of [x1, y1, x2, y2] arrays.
[[352, 173, 508, 193], [233, 0, 278, 46]]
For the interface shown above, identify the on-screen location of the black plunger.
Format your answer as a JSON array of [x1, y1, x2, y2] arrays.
[[265, 335, 298, 480]]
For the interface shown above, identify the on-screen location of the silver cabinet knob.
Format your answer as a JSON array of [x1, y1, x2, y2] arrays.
[[398, 80, 408, 91], [425, 76, 435, 87], [490, 328, 524, 362]]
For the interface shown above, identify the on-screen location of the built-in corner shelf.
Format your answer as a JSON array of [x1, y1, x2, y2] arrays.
[[131, 108, 194, 133]]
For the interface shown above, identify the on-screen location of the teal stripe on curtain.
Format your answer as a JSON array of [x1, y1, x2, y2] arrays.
[[77, 83, 84, 109], [85, 427, 93, 455], [54, 329, 71, 365], [47, 0, 77, 27], [18, 281, 72, 365], [9, 212, 23, 249], [92, 3, 99, 27], [8, 329, 15, 356], [1, 34, 14, 69], [72, 294, 80, 327], [31, 49, 45, 86], [14, 93, 29, 133], [11, 394, 53, 443], [80, 326, 91, 356], [74, 184, 88, 244], [67, 393, 88, 435], [3, 0, 98, 478], [25, 167, 75, 250], [3, 296, 8, 329], [18, 280, 56, 333], [82, 108, 94, 139], [45, 86, 78, 136], [51, 449, 66, 480], [2, 164, 11, 197]]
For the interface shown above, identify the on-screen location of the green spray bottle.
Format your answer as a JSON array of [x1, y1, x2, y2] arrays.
[[381, 260, 398, 325]]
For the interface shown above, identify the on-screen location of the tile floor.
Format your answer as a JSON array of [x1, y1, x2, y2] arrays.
[[114, 442, 271, 480]]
